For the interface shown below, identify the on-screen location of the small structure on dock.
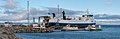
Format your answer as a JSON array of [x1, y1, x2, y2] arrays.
[[4, 22, 13, 27], [13, 16, 53, 33]]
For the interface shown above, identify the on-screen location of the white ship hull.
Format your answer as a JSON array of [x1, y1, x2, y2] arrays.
[[48, 20, 96, 28]]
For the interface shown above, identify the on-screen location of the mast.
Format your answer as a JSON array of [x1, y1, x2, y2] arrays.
[[57, 0, 60, 18], [27, 1, 30, 26], [56, 0, 60, 25], [33, 17, 35, 23]]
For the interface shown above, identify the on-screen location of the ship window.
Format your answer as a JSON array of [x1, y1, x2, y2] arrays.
[[82, 15, 85, 17], [79, 17, 81, 20], [66, 16, 72, 20], [87, 15, 93, 17]]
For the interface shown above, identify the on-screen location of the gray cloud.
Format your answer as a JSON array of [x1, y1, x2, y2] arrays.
[[0, 0, 87, 21], [0, 7, 86, 21], [4, 0, 16, 9], [105, 0, 114, 5], [1, 6, 120, 21]]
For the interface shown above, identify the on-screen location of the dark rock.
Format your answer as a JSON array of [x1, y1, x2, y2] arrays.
[[0, 27, 23, 39]]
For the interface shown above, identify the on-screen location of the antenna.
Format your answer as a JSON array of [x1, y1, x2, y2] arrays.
[[58, 4, 59, 17], [27, 1, 30, 26], [86, 9, 89, 14]]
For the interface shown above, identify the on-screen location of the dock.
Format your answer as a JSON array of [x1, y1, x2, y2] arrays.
[[13, 26, 53, 33]]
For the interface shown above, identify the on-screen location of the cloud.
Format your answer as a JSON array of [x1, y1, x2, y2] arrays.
[[0, 0, 87, 21], [0, 7, 86, 21], [105, 0, 114, 5], [46, 7, 86, 16], [0, 0, 16, 9], [4, 0, 16, 9], [1, 6, 120, 22], [0, 11, 27, 21]]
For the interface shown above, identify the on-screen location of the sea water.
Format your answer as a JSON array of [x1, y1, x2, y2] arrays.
[[16, 25, 120, 39]]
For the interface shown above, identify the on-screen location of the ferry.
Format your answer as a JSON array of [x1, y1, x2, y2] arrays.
[[48, 9, 96, 28]]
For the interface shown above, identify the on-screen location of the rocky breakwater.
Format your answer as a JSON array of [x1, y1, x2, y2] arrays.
[[0, 27, 22, 39]]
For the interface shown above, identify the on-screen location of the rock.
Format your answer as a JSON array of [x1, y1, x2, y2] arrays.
[[15, 37, 23, 39], [0, 27, 23, 39]]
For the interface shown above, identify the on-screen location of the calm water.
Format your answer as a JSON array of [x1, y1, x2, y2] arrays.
[[16, 25, 120, 39]]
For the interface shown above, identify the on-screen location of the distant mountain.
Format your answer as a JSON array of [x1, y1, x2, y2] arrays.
[[94, 14, 120, 19]]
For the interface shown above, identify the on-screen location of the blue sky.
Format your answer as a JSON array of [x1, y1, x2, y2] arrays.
[[0, 0, 120, 15]]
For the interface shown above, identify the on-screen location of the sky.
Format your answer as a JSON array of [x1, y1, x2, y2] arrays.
[[0, 0, 120, 15], [0, 0, 120, 21]]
